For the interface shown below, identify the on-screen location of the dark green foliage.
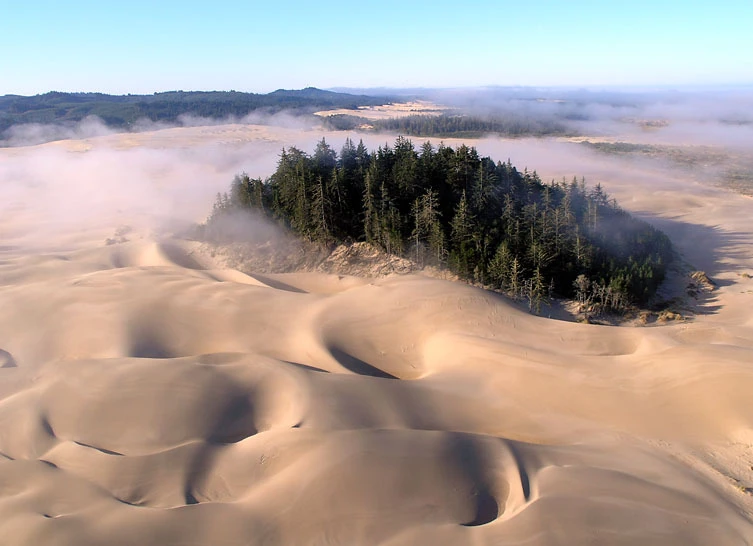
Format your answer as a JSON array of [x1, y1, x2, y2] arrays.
[[318, 112, 571, 139], [0, 88, 392, 134], [212, 137, 673, 310], [320, 114, 371, 130], [371, 113, 570, 138]]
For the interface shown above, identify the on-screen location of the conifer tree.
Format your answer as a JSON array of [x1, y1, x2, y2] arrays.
[[212, 137, 673, 311]]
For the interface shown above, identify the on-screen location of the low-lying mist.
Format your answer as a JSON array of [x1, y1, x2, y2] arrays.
[[1, 86, 751, 258], [0, 109, 318, 148], [422, 86, 753, 148]]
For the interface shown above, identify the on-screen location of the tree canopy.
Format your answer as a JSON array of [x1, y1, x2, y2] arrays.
[[321, 113, 571, 138], [209, 137, 673, 312]]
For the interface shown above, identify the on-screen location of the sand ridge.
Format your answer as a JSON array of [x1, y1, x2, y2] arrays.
[[1, 125, 753, 544]]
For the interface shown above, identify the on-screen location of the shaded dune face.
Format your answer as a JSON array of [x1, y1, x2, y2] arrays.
[[0, 238, 751, 546]]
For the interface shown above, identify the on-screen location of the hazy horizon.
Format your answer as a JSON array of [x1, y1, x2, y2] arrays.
[[3, 81, 753, 98], [3, 0, 752, 96]]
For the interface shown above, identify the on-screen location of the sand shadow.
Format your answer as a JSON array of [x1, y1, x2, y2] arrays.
[[327, 345, 397, 379], [73, 440, 124, 456], [156, 242, 206, 270], [448, 435, 500, 527], [638, 215, 751, 315], [0, 349, 17, 368], [184, 392, 257, 505], [247, 273, 307, 293], [128, 334, 176, 359], [282, 360, 330, 374], [126, 318, 180, 359]]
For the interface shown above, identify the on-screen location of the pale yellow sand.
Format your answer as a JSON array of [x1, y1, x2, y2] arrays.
[[314, 100, 448, 120], [1, 124, 752, 545]]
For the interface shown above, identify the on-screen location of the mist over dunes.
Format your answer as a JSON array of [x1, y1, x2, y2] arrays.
[[1, 86, 753, 545]]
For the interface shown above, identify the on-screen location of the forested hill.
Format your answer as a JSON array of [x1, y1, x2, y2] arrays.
[[0, 88, 391, 132], [207, 137, 674, 313]]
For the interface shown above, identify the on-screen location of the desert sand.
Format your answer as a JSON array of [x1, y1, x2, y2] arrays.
[[1, 123, 752, 545]]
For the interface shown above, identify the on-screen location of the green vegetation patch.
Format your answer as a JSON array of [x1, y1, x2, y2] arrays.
[[206, 137, 673, 313], [369, 113, 570, 138]]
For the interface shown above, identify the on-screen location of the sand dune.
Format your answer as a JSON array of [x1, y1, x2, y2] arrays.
[[1, 125, 752, 544]]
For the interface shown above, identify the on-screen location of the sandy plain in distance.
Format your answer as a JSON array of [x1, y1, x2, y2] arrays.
[[314, 100, 448, 121], [1, 113, 752, 545]]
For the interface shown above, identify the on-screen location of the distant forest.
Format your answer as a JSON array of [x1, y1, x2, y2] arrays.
[[207, 137, 673, 312], [2, 89, 575, 142], [323, 113, 570, 137], [0, 88, 391, 133]]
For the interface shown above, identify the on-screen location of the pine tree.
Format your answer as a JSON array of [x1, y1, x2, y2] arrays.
[[489, 241, 513, 289], [313, 138, 336, 178], [411, 189, 444, 265], [509, 257, 524, 299], [449, 190, 475, 277], [526, 267, 547, 314], [311, 175, 331, 243], [362, 166, 379, 243]]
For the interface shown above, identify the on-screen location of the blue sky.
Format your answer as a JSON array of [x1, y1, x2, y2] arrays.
[[1, 0, 751, 95]]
